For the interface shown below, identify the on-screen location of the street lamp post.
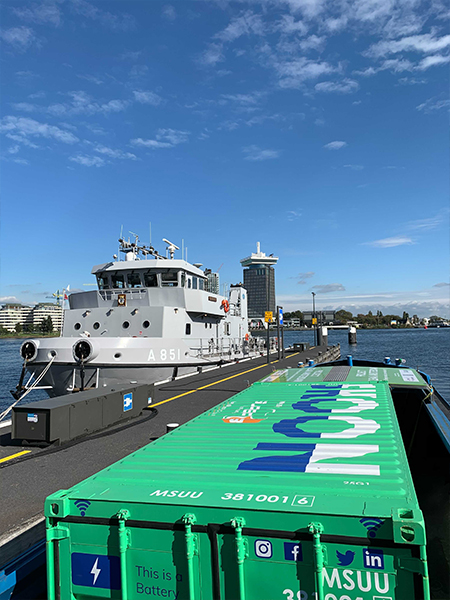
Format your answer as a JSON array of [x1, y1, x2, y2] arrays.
[[312, 292, 317, 346]]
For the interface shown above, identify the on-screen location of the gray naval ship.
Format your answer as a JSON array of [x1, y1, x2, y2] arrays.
[[17, 235, 261, 398]]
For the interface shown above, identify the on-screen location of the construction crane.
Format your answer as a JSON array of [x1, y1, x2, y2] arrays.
[[46, 290, 64, 306]]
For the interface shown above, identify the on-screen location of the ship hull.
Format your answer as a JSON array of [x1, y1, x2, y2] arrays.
[[20, 336, 266, 397]]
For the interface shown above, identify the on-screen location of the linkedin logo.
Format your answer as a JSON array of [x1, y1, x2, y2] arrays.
[[363, 548, 384, 570]]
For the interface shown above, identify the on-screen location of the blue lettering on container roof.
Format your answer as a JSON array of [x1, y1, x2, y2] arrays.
[[237, 383, 381, 475]]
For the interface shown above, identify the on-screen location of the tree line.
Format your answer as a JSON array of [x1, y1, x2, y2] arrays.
[[0, 316, 54, 337], [284, 310, 445, 328]]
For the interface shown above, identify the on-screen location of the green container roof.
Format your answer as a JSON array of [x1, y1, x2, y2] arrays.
[[63, 377, 419, 520]]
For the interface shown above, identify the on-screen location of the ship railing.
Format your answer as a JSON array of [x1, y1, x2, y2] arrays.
[[97, 288, 148, 303], [185, 336, 263, 360]]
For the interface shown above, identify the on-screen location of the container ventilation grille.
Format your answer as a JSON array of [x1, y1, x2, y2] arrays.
[[324, 366, 351, 381]]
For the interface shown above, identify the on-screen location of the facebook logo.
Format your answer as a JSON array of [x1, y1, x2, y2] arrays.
[[71, 553, 121, 589], [363, 548, 385, 570], [123, 393, 133, 412], [284, 542, 303, 562]]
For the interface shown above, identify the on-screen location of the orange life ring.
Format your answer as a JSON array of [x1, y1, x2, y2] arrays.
[[221, 299, 230, 313], [245, 333, 249, 341]]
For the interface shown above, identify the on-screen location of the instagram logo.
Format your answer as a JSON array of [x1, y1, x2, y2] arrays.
[[254, 540, 273, 559]]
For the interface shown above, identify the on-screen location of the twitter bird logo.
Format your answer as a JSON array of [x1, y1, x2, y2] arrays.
[[336, 550, 355, 566]]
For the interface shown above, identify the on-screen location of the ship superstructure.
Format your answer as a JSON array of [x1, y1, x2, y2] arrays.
[[17, 235, 259, 397]]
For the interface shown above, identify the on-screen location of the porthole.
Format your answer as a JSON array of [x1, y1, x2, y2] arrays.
[[93, 322, 100, 330], [143, 320, 150, 329], [114, 352, 122, 359], [74, 323, 81, 331], [49, 350, 57, 358], [122, 321, 130, 329]]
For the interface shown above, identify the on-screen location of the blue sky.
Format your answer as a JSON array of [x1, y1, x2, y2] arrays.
[[1, 0, 449, 317]]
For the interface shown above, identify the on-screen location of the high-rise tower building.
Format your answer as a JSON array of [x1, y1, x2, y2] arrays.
[[204, 269, 220, 294], [240, 242, 279, 319]]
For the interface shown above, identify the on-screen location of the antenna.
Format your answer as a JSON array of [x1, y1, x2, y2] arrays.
[[162, 238, 180, 260], [119, 225, 123, 261], [182, 238, 184, 261]]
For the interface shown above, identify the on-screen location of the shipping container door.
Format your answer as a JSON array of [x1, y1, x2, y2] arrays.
[[64, 521, 203, 600], [215, 531, 420, 600]]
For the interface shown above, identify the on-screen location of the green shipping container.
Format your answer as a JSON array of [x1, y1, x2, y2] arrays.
[[45, 376, 430, 600]]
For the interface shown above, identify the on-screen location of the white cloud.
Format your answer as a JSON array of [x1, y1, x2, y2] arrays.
[[299, 35, 326, 52], [365, 236, 414, 247], [398, 77, 427, 85], [12, 2, 62, 27], [355, 58, 414, 76], [416, 97, 450, 112], [312, 283, 346, 293], [275, 14, 308, 36], [0, 116, 79, 144], [198, 43, 224, 67], [315, 78, 359, 93], [366, 33, 450, 58], [129, 64, 148, 78], [93, 145, 137, 160], [6, 133, 39, 148], [157, 128, 189, 145], [417, 54, 450, 70], [221, 91, 266, 107], [8, 144, 20, 154], [344, 164, 364, 170], [130, 138, 172, 149], [130, 128, 189, 149], [0, 296, 21, 303], [295, 271, 314, 284], [12, 102, 39, 112], [0, 26, 39, 52], [275, 57, 339, 88], [282, 0, 326, 19], [29, 91, 46, 99], [133, 91, 163, 106], [47, 91, 130, 116], [215, 10, 265, 43], [242, 145, 281, 161], [433, 282, 450, 288], [70, 0, 136, 31], [13, 157, 30, 165], [323, 15, 348, 33], [324, 141, 347, 150], [120, 50, 141, 61], [162, 5, 176, 21], [77, 74, 103, 85], [69, 154, 106, 167], [406, 209, 449, 231], [287, 210, 301, 221]]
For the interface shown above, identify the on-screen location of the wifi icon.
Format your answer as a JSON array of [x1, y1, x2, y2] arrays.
[[74, 500, 91, 516], [360, 518, 384, 538]]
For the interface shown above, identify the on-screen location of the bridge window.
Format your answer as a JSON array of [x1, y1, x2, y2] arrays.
[[192, 277, 198, 290], [199, 279, 204, 291], [161, 270, 178, 287], [127, 272, 142, 288], [143, 271, 158, 287], [97, 274, 109, 290], [111, 273, 125, 289], [181, 272, 186, 287]]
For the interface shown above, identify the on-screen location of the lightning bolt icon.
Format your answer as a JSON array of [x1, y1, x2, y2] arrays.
[[90, 558, 101, 585]]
